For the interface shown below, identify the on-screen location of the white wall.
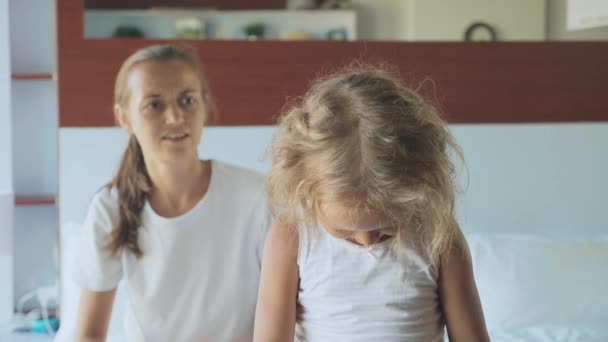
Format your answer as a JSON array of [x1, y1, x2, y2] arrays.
[[548, 0, 608, 40], [60, 123, 608, 236], [351, 0, 409, 40], [407, 0, 546, 41], [11, 80, 58, 196], [351, 0, 546, 41], [9, 0, 55, 73], [351, 0, 608, 41], [0, 1, 11, 194], [14, 206, 58, 305], [0, 0, 14, 324], [453, 123, 608, 234], [0, 194, 13, 325]]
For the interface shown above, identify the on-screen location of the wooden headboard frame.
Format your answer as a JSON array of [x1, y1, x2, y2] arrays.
[[58, 0, 608, 127]]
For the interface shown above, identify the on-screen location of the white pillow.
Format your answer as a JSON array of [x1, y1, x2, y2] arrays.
[[466, 234, 608, 331], [489, 325, 608, 342]]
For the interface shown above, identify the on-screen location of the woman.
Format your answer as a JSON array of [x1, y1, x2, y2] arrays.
[[74, 44, 270, 341]]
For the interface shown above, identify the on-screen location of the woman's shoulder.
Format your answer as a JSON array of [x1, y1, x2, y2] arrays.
[[91, 185, 119, 203], [212, 160, 266, 195], [87, 185, 120, 220]]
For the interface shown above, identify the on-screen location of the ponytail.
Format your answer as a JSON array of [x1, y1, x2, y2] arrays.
[[106, 136, 151, 258]]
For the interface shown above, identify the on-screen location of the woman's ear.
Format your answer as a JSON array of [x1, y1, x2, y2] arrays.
[[115, 104, 132, 134]]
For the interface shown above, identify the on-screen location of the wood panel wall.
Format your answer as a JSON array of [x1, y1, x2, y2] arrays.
[[59, 0, 608, 127]]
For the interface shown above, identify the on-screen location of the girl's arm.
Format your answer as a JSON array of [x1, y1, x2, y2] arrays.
[[253, 220, 300, 342], [439, 238, 490, 342]]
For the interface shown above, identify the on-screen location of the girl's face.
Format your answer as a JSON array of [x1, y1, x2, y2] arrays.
[[116, 59, 206, 166], [318, 203, 396, 246]]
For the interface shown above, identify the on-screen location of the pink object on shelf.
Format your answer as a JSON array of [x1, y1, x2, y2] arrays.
[[14, 196, 56, 206], [11, 74, 53, 81]]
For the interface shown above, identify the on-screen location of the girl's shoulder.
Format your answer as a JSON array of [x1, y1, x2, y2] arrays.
[[266, 220, 300, 260]]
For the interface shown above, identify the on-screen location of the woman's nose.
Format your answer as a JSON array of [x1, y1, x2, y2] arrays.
[[165, 105, 185, 125]]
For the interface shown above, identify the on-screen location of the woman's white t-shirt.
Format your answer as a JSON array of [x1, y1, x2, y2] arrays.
[[76, 160, 271, 341]]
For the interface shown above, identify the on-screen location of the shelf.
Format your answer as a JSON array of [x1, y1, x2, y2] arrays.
[[14, 196, 56, 206], [84, 9, 356, 41], [11, 73, 54, 81]]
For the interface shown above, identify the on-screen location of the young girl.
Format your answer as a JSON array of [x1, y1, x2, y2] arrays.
[[75, 45, 270, 341], [254, 65, 489, 341]]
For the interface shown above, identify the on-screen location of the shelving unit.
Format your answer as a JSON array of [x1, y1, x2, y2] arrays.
[[10, 70, 58, 311], [9, 0, 58, 315]]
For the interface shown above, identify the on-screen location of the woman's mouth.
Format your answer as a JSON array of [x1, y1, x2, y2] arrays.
[[162, 132, 189, 142]]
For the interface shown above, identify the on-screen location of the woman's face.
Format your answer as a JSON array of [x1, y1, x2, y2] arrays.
[[117, 59, 207, 166]]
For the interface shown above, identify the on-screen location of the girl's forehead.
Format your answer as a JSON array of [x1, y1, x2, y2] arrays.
[[321, 202, 381, 216], [319, 203, 389, 228]]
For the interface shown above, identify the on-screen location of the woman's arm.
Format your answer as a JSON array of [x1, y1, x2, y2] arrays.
[[253, 220, 300, 342], [439, 238, 490, 342], [75, 288, 116, 342]]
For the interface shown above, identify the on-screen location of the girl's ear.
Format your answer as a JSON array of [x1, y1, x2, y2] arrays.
[[115, 104, 133, 135]]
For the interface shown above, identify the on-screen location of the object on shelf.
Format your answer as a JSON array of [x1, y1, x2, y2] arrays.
[[326, 27, 348, 40], [15, 196, 55, 206], [112, 25, 144, 38], [464, 21, 498, 41], [320, 0, 353, 9], [175, 16, 207, 39], [282, 30, 314, 40], [14, 285, 59, 334], [30, 317, 60, 334], [287, 0, 317, 9], [11, 74, 53, 80], [243, 23, 266, 40]]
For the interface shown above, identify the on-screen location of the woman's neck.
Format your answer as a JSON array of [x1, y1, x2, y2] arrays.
[[146, 157, 211, 217]]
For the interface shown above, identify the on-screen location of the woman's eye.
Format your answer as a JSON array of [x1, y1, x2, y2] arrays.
[[181, 96, 196, 107], [146, 101, 161, 110]]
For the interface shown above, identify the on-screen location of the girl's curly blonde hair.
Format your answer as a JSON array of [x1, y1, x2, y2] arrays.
[[268, 63, 465, 262]]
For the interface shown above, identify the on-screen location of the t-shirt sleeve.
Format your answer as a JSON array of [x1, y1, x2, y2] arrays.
[[74, 188, 124, 291], [254, 188, 273, 268]]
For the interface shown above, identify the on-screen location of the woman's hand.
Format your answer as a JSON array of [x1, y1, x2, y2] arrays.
[[75, 288, 116, 342]]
